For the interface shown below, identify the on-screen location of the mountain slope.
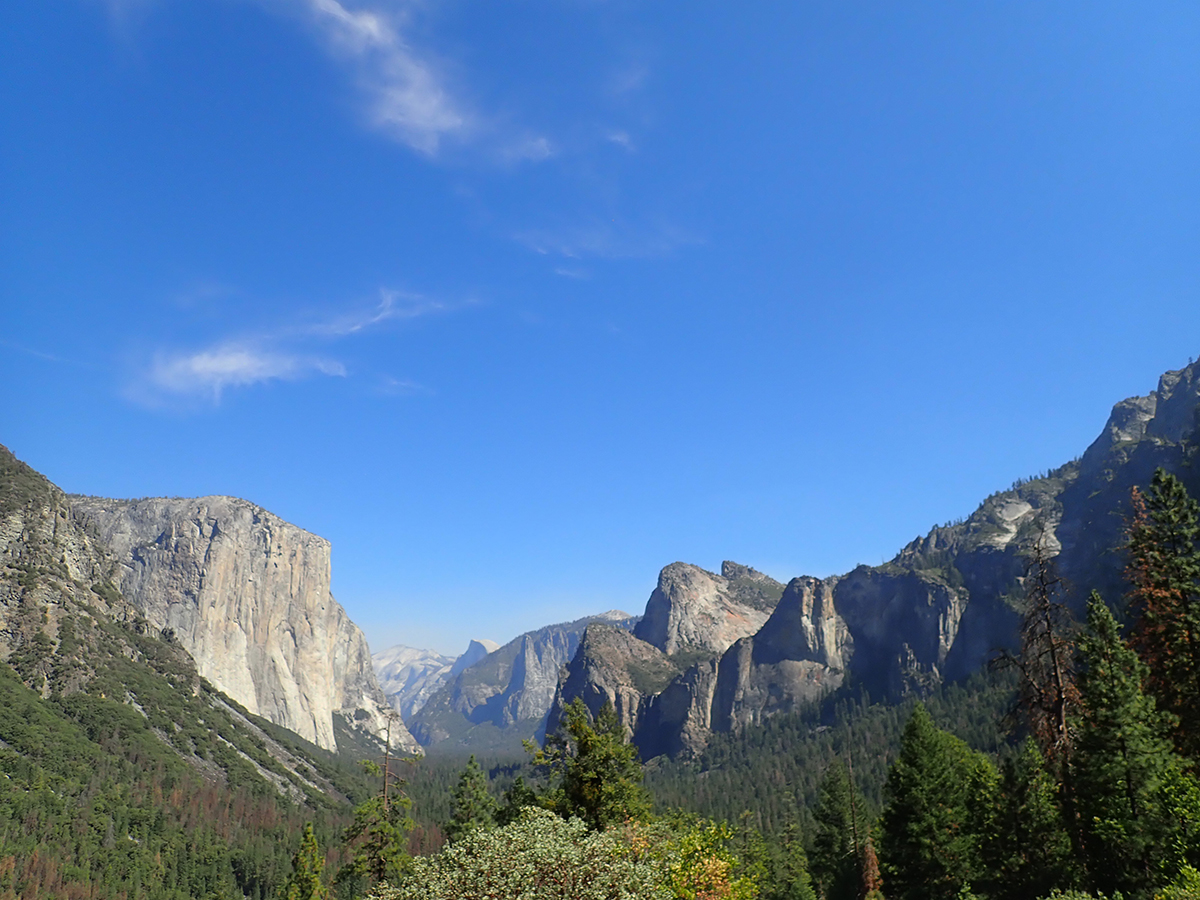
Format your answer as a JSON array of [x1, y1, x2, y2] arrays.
[[0, 445, 387, 896], [373, 639, 501, 720], [409, 611, 636, 752], [70, 494, 416, 753], [555, 358, 1200, 758], [373, 644, 457, 719]]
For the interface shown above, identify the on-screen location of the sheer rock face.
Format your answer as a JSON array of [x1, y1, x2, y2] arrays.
[[633, 562, 785, 656], [70, 496, 415, 753], [708, 576, 849, 730], [551, 562, 799, 757], [635, 658, 720, 759], [409, 612, 636, 748], [449, 639, 500, 679], [622, 576, 850, 757], [547, 623, 682, 743], [834, 567, 968, 696]]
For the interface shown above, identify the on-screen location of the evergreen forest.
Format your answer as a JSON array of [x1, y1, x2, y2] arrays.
[[6, 467, 1200, 899]]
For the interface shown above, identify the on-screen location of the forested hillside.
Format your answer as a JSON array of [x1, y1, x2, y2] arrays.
[[7, 386, 1200, 899]]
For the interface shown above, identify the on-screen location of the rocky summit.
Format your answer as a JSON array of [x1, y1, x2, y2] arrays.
[[409, 611, 637, 751], [550, 360, 1200, 758], [373, 639, 499, 720], [0, 464, 417, 754], [633, 561, 786, 656]]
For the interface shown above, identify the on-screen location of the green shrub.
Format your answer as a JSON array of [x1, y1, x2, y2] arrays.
[[368, 808, 666, 900]]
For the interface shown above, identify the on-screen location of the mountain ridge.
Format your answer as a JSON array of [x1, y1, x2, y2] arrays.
[[0, 445, 415, 755], [551, 357, 1200, 758]]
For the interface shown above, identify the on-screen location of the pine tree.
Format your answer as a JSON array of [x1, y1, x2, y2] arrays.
[[531, 698, 650, 829], [1073, 591, 1181, 897], [277, 824, 328, 900], [879, 704, 997, 900], [337, 755, 414, 890], [858, 836, 882, 900], [1126, 469, 1200, 760], [980, 738, 1077, 900], [762, 821, 819, 900], [810, 762, 863, 900], [1000, 537, 1079, 768], [445, 755, 497, 842], [496, 775, 540, 826]]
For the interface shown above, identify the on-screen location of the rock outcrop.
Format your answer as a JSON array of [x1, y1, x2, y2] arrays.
[[374, 638, 500, 720], [547, 623, 683, 742], [449, 639, 500, 679], [0, 446, 130, 672], [410, 611, 636, 750], [549, 561, 792, 757], [69, 495, 415, 753], [549, 360, 1200, 759], [633, 562, 785, 655], [710, 575, 849, 726], [374, 645, 457, 720]]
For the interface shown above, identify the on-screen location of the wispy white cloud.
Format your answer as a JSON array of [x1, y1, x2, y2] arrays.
[[0, 339, 71, 366], [499, 135, 556, 164], [515, 219, 700, 261], [605, 130, 634, 152], [143, 343, 345, 403], [298, 0, 468, 155], [554, 266, 590, 280], [130, 286, 459, 408], [607, 62, 649, 97], [306, 289, 447, 336], [377, 375, 431, 396]]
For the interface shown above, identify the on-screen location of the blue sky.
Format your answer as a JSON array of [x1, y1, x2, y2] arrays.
[[4, 1, 1200, 656]]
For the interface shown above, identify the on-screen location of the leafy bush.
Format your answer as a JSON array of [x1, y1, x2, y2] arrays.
[[368, 808, 666, 900], [369, 807, 763, 900]]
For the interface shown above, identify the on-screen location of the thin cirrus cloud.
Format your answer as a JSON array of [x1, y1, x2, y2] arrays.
[[293, 0, 558, 162], [515, 218, 700, 261], [143, 344, 346, 404], [298, 0, 469, 155], [99, 0, 470, 155], [131, 289, 452, 407], [305, 289, 448, 336]]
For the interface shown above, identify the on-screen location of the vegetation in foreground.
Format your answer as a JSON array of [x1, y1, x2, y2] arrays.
[[7, 467, 1200, 899], [325, 468, 1200, 900]]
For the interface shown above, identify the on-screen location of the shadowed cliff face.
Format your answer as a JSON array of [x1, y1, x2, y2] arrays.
[[546, 623, 682, 743], [547, 562, 790, 757], [552, 360, 1200, 759], [409, 612, 637, 751], [69, 496, 415, 753]]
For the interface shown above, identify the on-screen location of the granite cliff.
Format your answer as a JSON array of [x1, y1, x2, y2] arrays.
[[552, 359, 1200, 758], [547, 561, 788, 756], [68, 495, 416, 753], [0, 445, 379, 800], [410, 611, 636, 751], [373, 638, 499, 719], [633, 561, 785, 656]]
